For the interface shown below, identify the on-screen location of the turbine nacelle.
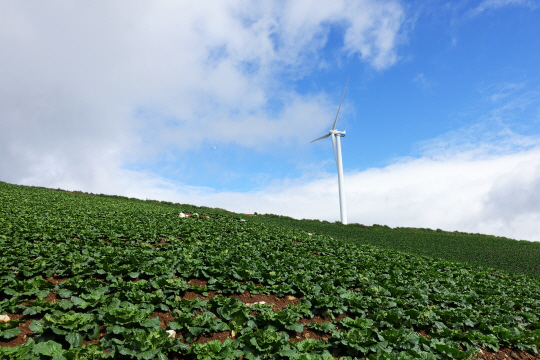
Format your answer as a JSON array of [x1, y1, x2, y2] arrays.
[[330, 129, 346, 137], [310, 129, 346, 143]]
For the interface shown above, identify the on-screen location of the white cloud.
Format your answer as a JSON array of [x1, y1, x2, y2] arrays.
[[153, 92, 335, 151], [412, 73, 435, 91], [212, 147, 540, 242], [342, 0, 405, 69], [0, 0, 406, 184], [468, 0, 538, 17], [484, 82, 525, 102], [229, 147, 540, 243]]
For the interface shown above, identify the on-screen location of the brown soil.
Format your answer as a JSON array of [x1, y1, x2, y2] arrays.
[[471, 347, 539, 360], [198, 330, 234, 343], [0, 313, 39, 348], [187, 278, 208, 287], [292, 328, 331, 342], [293, 313, 348, 343], [297, 313, 348, 326], [182, 290, 218, 301], [230, 292, 300, 311], [157, 237, 171, 246], [45, 275, 69, 285], [151, 311, 176, 330], [44, 291, 61, 303]]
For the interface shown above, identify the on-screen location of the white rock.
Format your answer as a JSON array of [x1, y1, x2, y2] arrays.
[[166, 330, 176, 338], [246, 301, 267, 306], [179, 213, 186, 218], [240, 219, 246, 222], [0, 314, 10, 322], [307, 233, 312, 236]]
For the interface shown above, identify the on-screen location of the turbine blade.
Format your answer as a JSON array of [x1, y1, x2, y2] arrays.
[[332, 76, 350, 130], [310, 132, 331, 143]]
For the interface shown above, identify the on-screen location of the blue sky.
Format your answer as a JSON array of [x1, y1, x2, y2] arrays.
[[2, 1, 540, 241]]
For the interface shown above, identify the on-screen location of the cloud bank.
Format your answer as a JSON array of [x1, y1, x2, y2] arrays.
[[0, 0, 406, 187]]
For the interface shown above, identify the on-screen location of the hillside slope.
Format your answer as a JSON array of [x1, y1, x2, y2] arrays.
[[1, 181, 539, 359]]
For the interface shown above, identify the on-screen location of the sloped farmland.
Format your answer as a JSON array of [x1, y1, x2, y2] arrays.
[[1, 182, 540, 359]]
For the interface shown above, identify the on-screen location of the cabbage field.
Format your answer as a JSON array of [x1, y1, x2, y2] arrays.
[[1, 181, 540, 359]]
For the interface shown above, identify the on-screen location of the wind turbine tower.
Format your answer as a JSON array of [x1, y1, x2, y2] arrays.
[[311, 77, 350, 225]]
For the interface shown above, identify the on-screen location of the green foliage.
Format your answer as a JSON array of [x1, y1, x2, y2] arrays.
[[0, 318, 23, 340], [1, 181, 540, 358], [188, 338, 243, 359], [30, 310, 98, 348], [306, 322, 336, 333], [239, 329, 289, 359], [112, 329, 173, 360], [281, 338, 334, 359], [168, 311, 229, 343], [250, 210, 540, 278], [254, 307, 304, 333], [33, 340, 64, 358], [210, 296, 253, 336]]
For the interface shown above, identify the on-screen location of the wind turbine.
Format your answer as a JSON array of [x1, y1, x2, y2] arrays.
[[311, 77, 350, 225]]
